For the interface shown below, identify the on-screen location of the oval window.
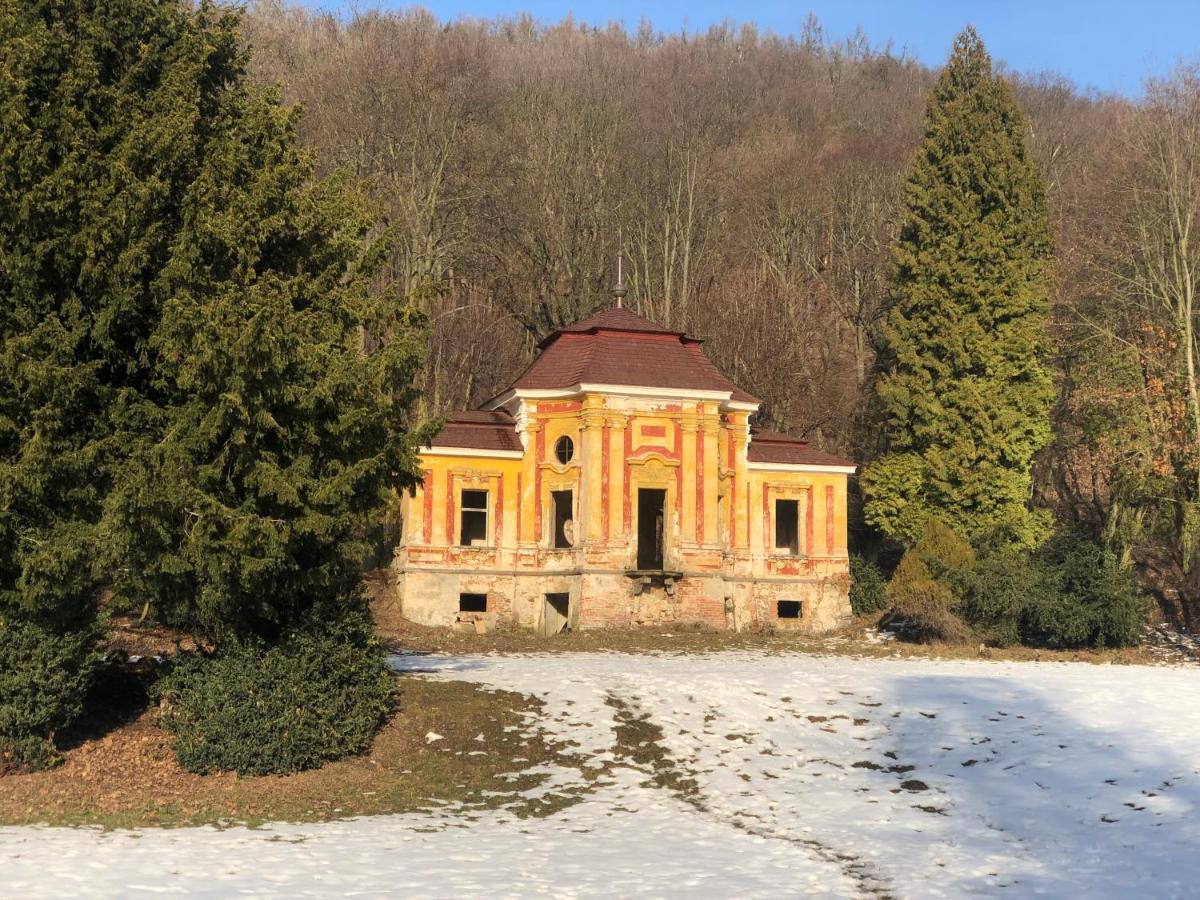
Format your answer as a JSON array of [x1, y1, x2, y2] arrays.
[[555, 435, 575, 465]]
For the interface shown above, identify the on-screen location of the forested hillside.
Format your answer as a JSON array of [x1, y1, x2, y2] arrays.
[[244, 2, 1200, 623]]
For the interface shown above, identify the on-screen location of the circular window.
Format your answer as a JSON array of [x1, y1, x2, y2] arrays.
[[554, 435, 575, 465]]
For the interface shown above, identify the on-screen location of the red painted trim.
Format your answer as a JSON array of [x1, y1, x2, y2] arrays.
[[695, 428, 705, 542], [825, 485, 835, 554], [805, 486, 815, 557], [495, 474, 504, 548], [641, 424, 667, 438], [446, 471, 455, 545], [601, 425, 610, 540], [422, 470, 433, 545], [538, 400, 582, 413], [535, 427, 545, 541]]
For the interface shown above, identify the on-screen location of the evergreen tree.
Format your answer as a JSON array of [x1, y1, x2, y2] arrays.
[[0, 0, 423, 764], [862, 28, 1054, 546], [92, 8, 428, 641]]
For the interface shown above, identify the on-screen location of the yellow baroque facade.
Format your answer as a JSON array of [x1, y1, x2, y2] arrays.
[[394, 306, 856, 634]]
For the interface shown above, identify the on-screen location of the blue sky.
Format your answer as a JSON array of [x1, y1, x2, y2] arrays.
[[294, 0, 1199, 96]]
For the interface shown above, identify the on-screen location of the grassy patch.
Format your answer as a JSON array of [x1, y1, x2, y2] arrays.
[[605, 693, 700, 802], [378, 615, 1184, 667], [0, 677, 571, 829]]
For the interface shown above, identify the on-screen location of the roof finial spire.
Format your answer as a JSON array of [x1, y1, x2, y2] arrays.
[[613, 241, 627, 309]]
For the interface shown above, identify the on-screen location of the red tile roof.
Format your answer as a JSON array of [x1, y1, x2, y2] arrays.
[[513, 306, 759, 403], [747, 428, 856, 468], [427, 410, 522, 453]]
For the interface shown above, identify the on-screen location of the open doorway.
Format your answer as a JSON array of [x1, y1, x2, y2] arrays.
[[542, 592, 570, 636], [637, 488, 666, 570]]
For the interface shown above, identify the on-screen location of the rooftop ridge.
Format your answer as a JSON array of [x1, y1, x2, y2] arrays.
[[492, 305, 761, 406]]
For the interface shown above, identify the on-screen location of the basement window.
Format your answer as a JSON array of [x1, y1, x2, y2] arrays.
[[460, 489, 488, 546], [774, 498, 800, 555], [552, 489, 574, 548], [777, 600, 802, 619], [459, 593, 488, 613]]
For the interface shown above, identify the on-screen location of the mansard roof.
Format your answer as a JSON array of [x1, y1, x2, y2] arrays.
[[512, 305, 759, 403], [427, 409, 523, 453], [746, 428, 856, 469]]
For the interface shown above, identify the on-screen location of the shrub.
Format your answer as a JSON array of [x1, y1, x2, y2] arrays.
[[1024, 530, 1145, 649], [887, 519, 977, 643], [849, 555, 888, 615], [0, 614, 104, 772], [155, 606, 393, 776], [965, 548, 1043, 647], [962, 529, 1147, 649]]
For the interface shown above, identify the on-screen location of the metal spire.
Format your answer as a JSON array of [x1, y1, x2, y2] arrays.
[[613, 246, 627, 308]]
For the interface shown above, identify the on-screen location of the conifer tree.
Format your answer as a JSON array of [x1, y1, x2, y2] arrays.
[[862, 28, 1054, 546], [0, 0, 423, 763]]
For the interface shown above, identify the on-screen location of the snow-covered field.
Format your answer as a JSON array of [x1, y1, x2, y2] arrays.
[[2, 651, 1198, 898]]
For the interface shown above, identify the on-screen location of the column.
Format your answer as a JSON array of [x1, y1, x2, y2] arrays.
[[680, 411, 699, 546], [520, 415, 541, 545], [580, 399, 605, 544], [701, 409, 721, 546]]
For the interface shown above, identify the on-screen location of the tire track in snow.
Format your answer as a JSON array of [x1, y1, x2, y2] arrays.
[[603, 688, 895, 899]]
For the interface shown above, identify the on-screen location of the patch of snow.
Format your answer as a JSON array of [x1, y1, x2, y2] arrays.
[[3, 651, 1198, 899]]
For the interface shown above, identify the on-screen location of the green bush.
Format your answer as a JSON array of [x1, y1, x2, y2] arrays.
[[962, 530, 1146, 649], [887, 519, 977, 643], [1023, 530, 1145, 649], [0, 614, 104, 772], [155, 613, 394, 776], [965, 548, 1042, 647], [849, 555, 888, 615]]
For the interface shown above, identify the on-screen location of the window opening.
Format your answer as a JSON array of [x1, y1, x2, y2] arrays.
[[554, 435, 575, 465], [460, 489, 488, 546], [774, 498, 800, 555], [459, 593, 488, 613], [552, 490, 574, 548], [777, 600, 802, 619]]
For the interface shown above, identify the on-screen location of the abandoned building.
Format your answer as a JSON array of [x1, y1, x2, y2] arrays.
[[394, 301, 856, 634]]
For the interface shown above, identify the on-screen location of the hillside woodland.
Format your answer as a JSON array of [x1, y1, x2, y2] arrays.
[[245, 3, 1200, 628]]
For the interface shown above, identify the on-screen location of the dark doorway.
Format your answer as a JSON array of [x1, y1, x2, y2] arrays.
[[542, 592, 570, 636], [637, 488, 666, 570], [552, 489, 574, 548]]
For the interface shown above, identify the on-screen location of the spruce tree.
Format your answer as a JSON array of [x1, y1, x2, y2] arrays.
[[0, 0, 423, 763], [863, 28, 1054, 546]]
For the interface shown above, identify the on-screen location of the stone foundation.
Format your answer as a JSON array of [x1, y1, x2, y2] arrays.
[[395, 564, 851, 634]]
